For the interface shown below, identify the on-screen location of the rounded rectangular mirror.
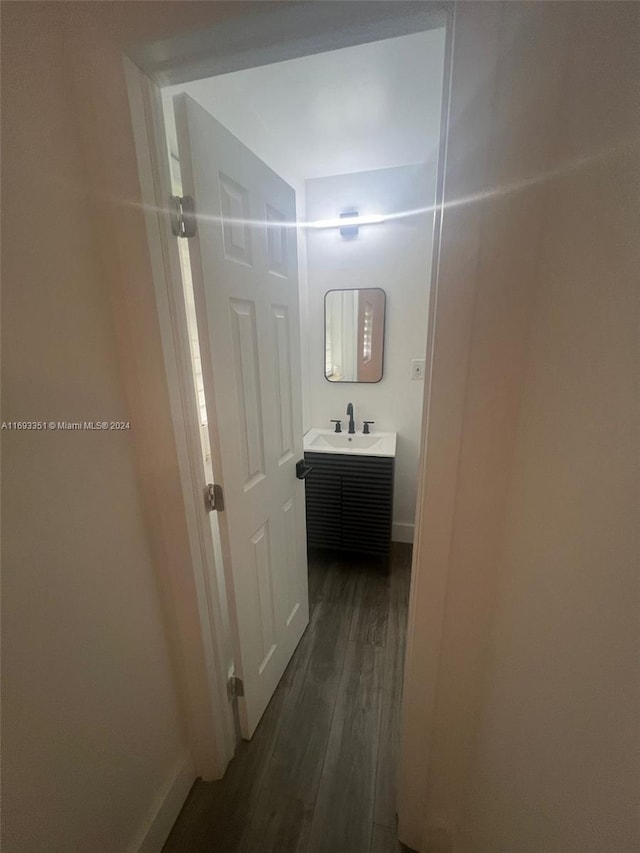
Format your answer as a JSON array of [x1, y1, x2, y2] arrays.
[[324, 288, 385, 383]]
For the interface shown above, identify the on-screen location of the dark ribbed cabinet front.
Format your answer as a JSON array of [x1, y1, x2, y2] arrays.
[[304, 451, 394, 556]]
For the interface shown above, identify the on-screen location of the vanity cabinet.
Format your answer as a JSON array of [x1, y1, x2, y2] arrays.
[[303, 451, 394, 556]]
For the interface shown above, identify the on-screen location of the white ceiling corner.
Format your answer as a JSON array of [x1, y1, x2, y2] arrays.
[[163, 27, 446, 185]]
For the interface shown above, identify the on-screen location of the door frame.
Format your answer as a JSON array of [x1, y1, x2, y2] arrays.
[[124, 58, 238, 778], [123, 0, 455, 839]]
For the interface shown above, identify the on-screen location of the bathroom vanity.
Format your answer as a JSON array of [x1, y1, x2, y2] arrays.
[[302, 429, 396, 556]]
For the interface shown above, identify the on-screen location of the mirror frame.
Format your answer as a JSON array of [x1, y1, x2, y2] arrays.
[[323, 287, 386, 384]]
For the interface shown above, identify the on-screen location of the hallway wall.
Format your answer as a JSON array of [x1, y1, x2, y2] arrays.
[[399, 3, 639, 851], [457, 5, 639, 850], [1, 6, 195, 852]]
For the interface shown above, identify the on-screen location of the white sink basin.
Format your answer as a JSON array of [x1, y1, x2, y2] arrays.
[[304, 428, 396, 457]]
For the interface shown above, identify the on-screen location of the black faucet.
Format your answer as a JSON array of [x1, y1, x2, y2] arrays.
[[346, 402, 355, 434]]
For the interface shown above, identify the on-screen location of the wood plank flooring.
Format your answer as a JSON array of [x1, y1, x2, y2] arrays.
[[162, 544, 413, 853]]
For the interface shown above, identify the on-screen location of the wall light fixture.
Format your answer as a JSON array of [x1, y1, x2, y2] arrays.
[[311, 210, 386, 238]]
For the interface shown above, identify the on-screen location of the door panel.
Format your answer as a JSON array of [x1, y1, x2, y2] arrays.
[[229, 298, 266, 488], [175, 93, 309, 738], [272, 305, 295, 464]]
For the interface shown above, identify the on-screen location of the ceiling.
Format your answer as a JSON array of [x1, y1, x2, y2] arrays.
[[163, 27, 446, 183]]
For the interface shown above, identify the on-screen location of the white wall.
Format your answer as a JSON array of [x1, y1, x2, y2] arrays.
[[1, 6, 195, 852], [398, 3, 639, 851], [458, 4, 639, 850], [305, 164, 437, 541]]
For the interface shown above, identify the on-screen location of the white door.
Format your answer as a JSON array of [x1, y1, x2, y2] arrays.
[[174, 93, 309, 739]]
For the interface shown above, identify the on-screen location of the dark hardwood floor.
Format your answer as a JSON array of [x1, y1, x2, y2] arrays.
[[162, 543, 412, 853]]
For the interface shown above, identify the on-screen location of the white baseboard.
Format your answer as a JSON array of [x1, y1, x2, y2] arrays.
[[392, 522, 414, 544], [132, 751, 196, 853]]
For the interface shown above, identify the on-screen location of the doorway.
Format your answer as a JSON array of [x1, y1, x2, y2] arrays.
[[125, 4, 450, 850], [156, 26, 446, 850]]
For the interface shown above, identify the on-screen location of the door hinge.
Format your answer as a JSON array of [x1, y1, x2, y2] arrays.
[[228, 674, 244, 699], [170, 194, 197, 238], [204, 482, 224, 513]]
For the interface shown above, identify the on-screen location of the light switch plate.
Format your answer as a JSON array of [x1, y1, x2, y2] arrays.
[[411, 359, 425, 380]]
